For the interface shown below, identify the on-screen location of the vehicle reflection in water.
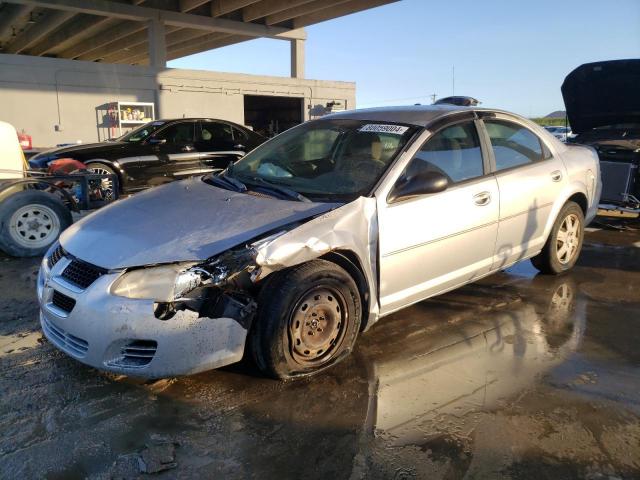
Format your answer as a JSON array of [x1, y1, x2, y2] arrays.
[[367, 274, 584, 446], [163, 272, 587, 478]]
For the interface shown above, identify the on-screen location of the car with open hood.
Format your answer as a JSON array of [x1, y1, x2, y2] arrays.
[[28, 118, 265, 194], [37, 105, 601, 380], [562, 59, 640, 211]]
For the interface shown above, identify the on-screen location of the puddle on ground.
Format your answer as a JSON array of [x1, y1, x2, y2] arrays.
[[1, 229, 639, 479]]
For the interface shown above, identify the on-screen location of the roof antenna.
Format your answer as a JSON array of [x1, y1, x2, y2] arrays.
[[452, 65, 455, 96]]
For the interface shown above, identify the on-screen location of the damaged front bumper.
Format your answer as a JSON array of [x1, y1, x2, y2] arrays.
[[37, 255, 250, 378]]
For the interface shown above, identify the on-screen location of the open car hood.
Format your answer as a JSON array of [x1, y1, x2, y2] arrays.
[[561, 59, 640, 134], [60, 177, 337, 269]]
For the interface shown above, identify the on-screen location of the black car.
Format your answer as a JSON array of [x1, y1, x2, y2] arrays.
[[562, 59, 640, 211], [28, 118, 265, 193]]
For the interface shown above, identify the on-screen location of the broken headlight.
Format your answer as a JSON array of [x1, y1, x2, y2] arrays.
[[110, 263, 201, 302]]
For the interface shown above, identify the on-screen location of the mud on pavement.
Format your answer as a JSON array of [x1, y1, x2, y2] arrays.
[[1, 225, 639, 479]]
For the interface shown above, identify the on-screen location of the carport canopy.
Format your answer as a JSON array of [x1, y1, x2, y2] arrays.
[[0, 0, 397, 77]]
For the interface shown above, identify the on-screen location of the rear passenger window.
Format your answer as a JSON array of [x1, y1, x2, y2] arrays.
[[484, 120, 544, 171], [404, 122, 484, 183]]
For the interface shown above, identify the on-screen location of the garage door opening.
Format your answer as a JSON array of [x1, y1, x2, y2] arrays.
[[244, 95, 304, 138]]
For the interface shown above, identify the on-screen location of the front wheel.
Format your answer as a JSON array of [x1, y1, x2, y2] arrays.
[[250, 259, 362, 380], [531, 201, 584, 274], [85, 162, 117, 200]]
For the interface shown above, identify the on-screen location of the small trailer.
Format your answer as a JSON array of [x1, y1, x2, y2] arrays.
[[0, 121, 118, 257]]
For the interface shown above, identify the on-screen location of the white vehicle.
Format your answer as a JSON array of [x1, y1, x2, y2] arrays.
[[37, 105, 602, 380], [544, 125, 574, 142]]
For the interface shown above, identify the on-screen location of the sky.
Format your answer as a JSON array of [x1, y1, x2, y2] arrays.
[[168, 0, 640, 118]]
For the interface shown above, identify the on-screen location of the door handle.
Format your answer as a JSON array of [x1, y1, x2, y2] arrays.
[[550, 170, 563, 182], [473, 191, 491, 206], [181, 145, 195, 152]]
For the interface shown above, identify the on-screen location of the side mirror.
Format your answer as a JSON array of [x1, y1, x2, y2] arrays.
[[149, 138, 167, 145], [388, 170, 449, 203]]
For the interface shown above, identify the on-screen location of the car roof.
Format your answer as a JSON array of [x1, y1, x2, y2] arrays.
[[324, 105, 521, 127], [156, 118, 246, 126]]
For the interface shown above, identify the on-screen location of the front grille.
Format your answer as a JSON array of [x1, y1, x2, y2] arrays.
[[114, 340, 158, 367], [61, 259, 106, 289], [42, 316, 88, 357], [48, 244, 65, 268], [52, 290, 76, 313]]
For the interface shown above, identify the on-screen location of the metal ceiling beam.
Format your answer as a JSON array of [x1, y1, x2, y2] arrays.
[[4, 0, 305, 39], [242, 0, 316, 22], [293, 0, 397, 28], [265, 0, 351, 25], [58, 20, 145, 58], [3, 9, 74, 53], [131, 32, 239, 64], [165, 32, 246, 61], [112, 27, 205, 63], [210, 0, 258, 17], [27, 14, 112, 55], [0, 4, 31, 40], [177, 0, 208, 12], [79, 24, 177, 61]]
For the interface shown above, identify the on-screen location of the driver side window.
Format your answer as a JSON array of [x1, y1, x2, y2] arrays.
[[403, 122, 485, 183], [154, 122, 194, 144]]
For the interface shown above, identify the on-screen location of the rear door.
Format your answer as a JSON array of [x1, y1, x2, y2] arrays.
[[376, 119, 499, 314], [196, 121, 244, 172], [479, 115, 566, 268]]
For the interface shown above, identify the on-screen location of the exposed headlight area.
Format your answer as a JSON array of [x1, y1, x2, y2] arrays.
[[110, 244, 262, 325]]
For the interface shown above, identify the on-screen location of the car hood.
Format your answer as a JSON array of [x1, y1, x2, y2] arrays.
[[562, 59, 640, 134], [60, 177, 338, 269]]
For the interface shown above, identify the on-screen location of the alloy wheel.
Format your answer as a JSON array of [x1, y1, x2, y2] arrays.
[[88, 166, 115, 201], [555, 213, 580, 265]]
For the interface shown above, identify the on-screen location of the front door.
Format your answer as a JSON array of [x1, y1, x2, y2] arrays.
[[377, 120, 499, 315], [123, 121, 200, 189]]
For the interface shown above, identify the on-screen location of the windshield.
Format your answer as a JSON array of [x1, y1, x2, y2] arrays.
[[226, 119, 416, 202], [118, 121, 167, 143]]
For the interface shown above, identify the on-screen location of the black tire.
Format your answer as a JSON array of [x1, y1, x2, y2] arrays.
[[250, 259, 362, 380], [0, 190, 72, 257], [531, 201, 584, 275]]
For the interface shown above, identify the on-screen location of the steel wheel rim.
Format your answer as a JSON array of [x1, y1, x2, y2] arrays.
[[9, 204, 60, 248], [88, 166, 114, 201], [556, 213, 580, 265], [288, 286, 348, 365]]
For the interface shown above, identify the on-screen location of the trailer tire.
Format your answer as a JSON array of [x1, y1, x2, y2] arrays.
[[0, 190, 72, 257]]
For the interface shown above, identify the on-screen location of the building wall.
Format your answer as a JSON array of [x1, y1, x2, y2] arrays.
[[0, 54, 356, 148]]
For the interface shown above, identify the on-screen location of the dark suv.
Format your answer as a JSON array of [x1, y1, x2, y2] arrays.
[[29, 118, 265, 193]]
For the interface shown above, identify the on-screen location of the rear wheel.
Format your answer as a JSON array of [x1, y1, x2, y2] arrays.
[[250, 260, 361, 380], [0, 190, 72, 257], [531, 201, 584, 274]]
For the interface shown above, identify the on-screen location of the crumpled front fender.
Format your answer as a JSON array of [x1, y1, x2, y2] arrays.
[[254, 197, 380, 329]]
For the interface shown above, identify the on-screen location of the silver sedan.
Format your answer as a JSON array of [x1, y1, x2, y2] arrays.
[[37, 105, 601, 379]]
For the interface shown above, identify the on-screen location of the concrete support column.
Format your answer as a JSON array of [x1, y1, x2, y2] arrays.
[[290, 38, 305, 79], [147, 18, 167, 68]]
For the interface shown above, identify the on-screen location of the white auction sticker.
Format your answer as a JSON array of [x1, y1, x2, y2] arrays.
[[359, 124, 409, 135]]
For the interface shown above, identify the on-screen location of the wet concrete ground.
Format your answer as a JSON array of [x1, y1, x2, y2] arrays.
[[1, 223, 639, 479]]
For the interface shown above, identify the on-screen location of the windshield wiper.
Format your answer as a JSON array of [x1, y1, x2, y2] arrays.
[[242, 175, 311, 203], [206, 172, 247, 192]]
